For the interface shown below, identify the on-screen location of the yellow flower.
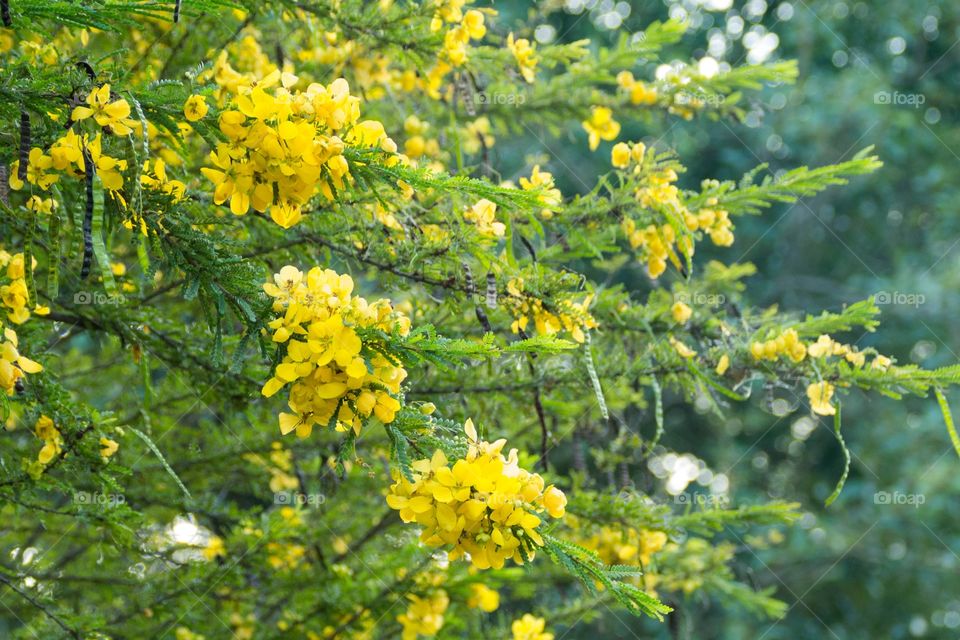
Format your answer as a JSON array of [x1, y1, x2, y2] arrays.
[[715, 353, 730, 375], [807, 381, 836, 416], [464, 198, 505, 238], [512, 614, 553, 640], [183, 95, 209, 122], [141, 159, 186, 201], [25, 196, 57, 214], [462, 9, 486, 39], [71, 84, 136, 135], [582, 106, 620, 151], [34, 415, 62, 465], [518, 165, 561, 219], [203, 536, 226, 561], [466, 583, 500, 612], [671, 301, 692, 324], [100, 437, 119, 460], [9, 148, 58, 191], [507, 33, 538, 83], [611, 142, 631, 168], [0, 323, 43, 395], [670, 336, 696, 359]]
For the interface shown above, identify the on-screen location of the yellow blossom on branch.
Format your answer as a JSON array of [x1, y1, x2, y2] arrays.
[[386, 420, 566, 570], [71, 84, 137, 135], [261, 266, 410, 438]]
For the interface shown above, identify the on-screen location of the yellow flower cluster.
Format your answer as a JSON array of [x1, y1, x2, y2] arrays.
[[572, 517, 668, 569], [683, 201, 734, 248], [615, 147, 735, 275], [808, 333, 889, 369], [617, 71, 658, 105], [398, 590, 449, 640], [464, 198, 505, 238], [1, 252, 47, 325], [511, 614, 553, 640], [518, 166, 561, 219], [11, 130, 130, 202], [266, 541, 306, 571], [508, 33, 538, 83], [0, 252, 47, 393], [582, 106, 620, 151], [749, 328, 807, 363], [34, 415, 61, 465], [621, 217, 686, 279], [440, 9, 486, 66], [402, 115, 441, 165], [462, 117, 495, 154], [244, 442, 300, 493], [505, 278, 598, 343], [261, 266, 410, 438], [656, 537, 735, 595], [751, 331, 885, 373], [201, 62, 398, 228], [386, 420, 567, 570]]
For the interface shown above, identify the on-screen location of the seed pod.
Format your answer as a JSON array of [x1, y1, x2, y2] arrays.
[[18, 111, 30, 181], [173, 0, 182, 23], [474, 304, 492, 333], [457, 74, 476, 117], [462, 262, 474, 299], [81, 146, 95, 279], [485, 272, 497, 309], [0, 163, 8, 205], [75, 61, 97, 82]]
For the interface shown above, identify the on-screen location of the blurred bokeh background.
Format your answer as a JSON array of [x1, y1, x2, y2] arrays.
[[494, 1, 960, 637]]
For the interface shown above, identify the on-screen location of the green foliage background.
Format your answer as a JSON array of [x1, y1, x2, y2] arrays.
[[534, 1, 960, 638], [0, 1, 958, 639]]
